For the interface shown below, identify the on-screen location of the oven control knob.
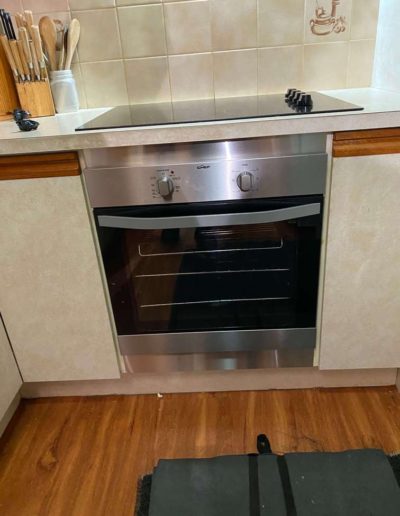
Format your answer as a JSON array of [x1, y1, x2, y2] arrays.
[[237, 172, 254, 192], [157, 176, 174, 197]]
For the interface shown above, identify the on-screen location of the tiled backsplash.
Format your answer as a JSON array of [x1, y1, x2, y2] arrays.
[[4, 0, 380, 108]]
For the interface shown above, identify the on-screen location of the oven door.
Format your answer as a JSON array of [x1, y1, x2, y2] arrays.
[[95, 196, 323, 367]]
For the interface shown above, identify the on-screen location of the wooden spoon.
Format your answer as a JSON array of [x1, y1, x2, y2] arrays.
[[39, 16, 57, 72], [58, 27, 67, 70], [64, 18, 80, 70]]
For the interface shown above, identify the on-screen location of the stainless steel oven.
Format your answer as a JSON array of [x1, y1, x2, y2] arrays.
[[83, 135, 327, 372]]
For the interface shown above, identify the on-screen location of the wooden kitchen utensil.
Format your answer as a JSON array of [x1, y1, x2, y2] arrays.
[[64, 19, 80, 70], [39, 16, 57, 72]]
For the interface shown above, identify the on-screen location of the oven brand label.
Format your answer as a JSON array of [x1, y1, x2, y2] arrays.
[[196, 165, 210, 170]]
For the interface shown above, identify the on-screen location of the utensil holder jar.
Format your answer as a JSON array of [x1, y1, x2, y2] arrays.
[[50, 70, 79, 113]]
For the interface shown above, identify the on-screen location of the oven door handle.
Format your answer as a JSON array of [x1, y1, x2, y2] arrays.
[[97, 203, 321, 230], [98, 203, 321, 230]]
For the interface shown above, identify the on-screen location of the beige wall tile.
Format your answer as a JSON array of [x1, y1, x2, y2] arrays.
[[69, 0, 115, 10], [258, 46, 303, 94], [303, 42, 349, 90], [117, 0, 160, 4], [33, 11, 71, 25], [305, 0, 352, 43], [22, 0, 69, 12], [71, 63, 88, 109], [118, 4, 167, 58], [347, 39, 376, 87], [1, 0, 23, 13], [164, 0, 211, 55], [258, 0, 304, 47], [81, 60, 128, 107], [125, 56, 171, 103], [169, 53, 213, 100], [72, 9, 122, 62], [210, 0, 256, 51], [351, 0, 380, 39], [214, 49, 257, 97]]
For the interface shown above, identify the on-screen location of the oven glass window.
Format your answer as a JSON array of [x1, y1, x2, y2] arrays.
[[96, 198, 322, 335]]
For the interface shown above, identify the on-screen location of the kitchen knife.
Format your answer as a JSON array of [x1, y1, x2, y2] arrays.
[[31, 25, 46, 80], [16, 39, 30, 80], [4, 12, 16, 40], [0, 34, 19, 81], [19, 27, 33, 81], [0, 10, 10, 39], [15, 13, 24, 29], [29, 40, 40, 81], [0, 13, 5, 36], [10, 40, 25, 81], [23, 10, 34, 39]]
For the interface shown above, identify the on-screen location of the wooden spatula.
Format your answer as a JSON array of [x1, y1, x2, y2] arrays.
[[39, 16, 57, 71], [64, 19, 80, 70]]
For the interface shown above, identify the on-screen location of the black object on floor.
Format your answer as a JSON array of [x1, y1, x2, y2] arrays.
[[135, 436, 400, 516]]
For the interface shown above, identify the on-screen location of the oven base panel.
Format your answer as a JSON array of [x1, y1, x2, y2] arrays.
[[122, 349, 314, 373], [119, 328, 316, 372]]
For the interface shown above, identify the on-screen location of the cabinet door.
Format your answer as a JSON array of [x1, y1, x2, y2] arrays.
[[320, 152, 400, 369], [0, 163, 120, 381], [0, 316, 22, 426]]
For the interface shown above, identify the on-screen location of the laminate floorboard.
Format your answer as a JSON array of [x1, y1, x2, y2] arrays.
[[0, 387, 400, 515]]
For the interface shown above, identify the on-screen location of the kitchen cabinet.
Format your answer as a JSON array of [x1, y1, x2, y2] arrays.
[[0, 153, 120, 382], [319, 129, 400, 369], [0, 315, 22, 434]]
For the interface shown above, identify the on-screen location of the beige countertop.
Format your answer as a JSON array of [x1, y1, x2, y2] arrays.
[[1, 88, 400, 156]]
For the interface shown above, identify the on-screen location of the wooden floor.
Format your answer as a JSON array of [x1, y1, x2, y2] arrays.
[[0, 387, 400, 515]]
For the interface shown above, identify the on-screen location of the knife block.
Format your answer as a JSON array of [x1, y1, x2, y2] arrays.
[[16, 80, 56, 118], [0, 42, 19, 120]]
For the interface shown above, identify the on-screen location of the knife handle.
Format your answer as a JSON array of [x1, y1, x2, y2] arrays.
[[15, 13, 25, 30], [10, 40, 25, 81], [24, 10, 34, 40], [4, 12, 16, 40], [0, 34, 19, 81], [16, 39, 30, 80], [32, 25, 46, 80], [19, 27, 34, 78], [29, 40, 40, 81]]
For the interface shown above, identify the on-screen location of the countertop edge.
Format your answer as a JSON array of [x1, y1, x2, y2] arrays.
[[1, 90, 400, 156]]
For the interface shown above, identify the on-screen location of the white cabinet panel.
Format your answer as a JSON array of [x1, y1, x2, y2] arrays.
[[0, 316, 21, 424], [320, 154, 400, 369], [0, 176, 120, 381]]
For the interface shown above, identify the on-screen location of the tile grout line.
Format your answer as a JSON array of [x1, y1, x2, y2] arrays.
[[161, 2, 174, 104]]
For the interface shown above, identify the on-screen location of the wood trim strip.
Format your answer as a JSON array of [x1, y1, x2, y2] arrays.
[[334, 128, 400, 141], [333, 128, 400, 157], [0, 152, 80, 180]]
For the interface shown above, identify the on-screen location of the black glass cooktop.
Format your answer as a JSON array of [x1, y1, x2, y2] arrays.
[[76, 92, 363, 131]]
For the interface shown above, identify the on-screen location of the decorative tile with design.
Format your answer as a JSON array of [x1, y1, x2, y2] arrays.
[[305, 0, 352, 42]]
